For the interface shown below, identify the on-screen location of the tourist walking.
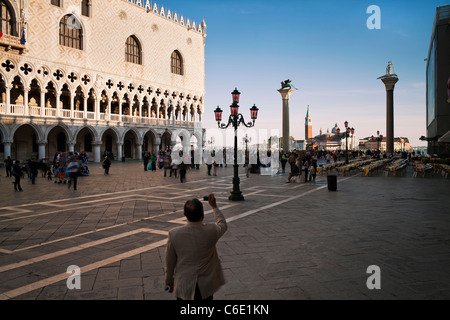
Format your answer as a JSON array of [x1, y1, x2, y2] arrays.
[[4, 156, 12, 177], [207, 162, 212, 176], [151, 154, 157, 172], [280, 152, 288, 173], [309, 161, 316, 182], [103, 156, 111, 175], [28, 158, 39, 185], [303, 159, 309, 182], [67, 156, 81, 190], [12, 160, 23, 191], [143, 152, 150, 171], [179, 161, 187, 183], [171, 159, 178, 177], [165, 194, 227, 300], [213, 161, 218, 176], [163, 153, 172, 177], [158, 150, 164, 169]]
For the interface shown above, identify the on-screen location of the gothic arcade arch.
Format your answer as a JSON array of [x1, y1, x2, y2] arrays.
[[11, 124, 40, 161], [122, 127, 139, 159], [101, 127, 120, 158], [75, 126, 97, 157]]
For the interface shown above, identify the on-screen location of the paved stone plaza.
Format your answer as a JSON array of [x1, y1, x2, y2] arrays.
[[0, 160, 449, 300]]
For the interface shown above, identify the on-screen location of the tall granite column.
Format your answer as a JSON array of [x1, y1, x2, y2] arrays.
[[380, 76, 399, 155], [278, 87, 295, 152]]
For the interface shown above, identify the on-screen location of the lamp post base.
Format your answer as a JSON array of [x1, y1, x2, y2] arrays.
[[229, 191, 245, 201], [229, 168, 245, 201]]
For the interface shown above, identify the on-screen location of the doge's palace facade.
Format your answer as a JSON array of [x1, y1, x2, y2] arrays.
[[0, 0, 206, 162]]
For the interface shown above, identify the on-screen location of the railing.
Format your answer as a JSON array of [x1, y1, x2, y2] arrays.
[[45, 108, 56, 117], [10, 104, 24, 115], [131, 116, 140, 123], [0, 33, 26, 50], [29, 106, 41, 116], [61, 109, 71, 118], [74, 110, 84, 119], [0, 104, 199, 127]]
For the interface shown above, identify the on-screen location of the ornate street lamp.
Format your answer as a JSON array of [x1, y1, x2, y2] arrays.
[[231, 88, 241, 104], [214, 88, 259, 201], [343, 121, 355, 164]]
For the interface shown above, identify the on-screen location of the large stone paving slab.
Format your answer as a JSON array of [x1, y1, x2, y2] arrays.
[[0, 160, 449, 300]]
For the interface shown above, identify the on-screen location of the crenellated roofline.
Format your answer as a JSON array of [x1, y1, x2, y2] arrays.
[[123, 0, 207, 36]]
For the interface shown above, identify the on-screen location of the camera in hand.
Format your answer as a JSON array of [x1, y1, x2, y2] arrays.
[[203, 195, 209, 201]]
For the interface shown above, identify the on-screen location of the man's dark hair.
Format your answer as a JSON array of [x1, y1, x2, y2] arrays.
[[184, 199, 204, 222]]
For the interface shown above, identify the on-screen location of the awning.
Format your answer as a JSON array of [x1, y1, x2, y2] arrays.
[[438, 130, 450, 143]]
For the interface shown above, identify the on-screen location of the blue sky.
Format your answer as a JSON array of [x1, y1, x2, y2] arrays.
[[159, 0, 449, 147]]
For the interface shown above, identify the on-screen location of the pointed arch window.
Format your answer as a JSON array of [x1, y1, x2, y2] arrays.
[[51, 0, 61, 7], [0, 0, 14, 35], [125, 36, 142, 65], [171, 50, 183, 75], [59, 14, 83, 50]]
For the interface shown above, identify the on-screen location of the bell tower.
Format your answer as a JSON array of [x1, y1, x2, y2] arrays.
[[305, 105, 312, 140]]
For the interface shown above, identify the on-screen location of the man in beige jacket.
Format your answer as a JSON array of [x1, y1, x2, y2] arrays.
[[165, 194, 227, 300]]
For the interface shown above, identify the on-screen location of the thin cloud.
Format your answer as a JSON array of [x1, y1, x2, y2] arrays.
[[411, 82, 426, 88]]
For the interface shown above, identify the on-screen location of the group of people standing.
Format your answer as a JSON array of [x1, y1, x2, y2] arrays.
[[3, 151, 92, 192], [143, 148, 188, 183], [282, 150, 318, 183]]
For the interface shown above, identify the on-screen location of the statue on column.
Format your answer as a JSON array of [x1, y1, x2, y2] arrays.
[[280, 79, 298, 90], [386, 61, 393, 76], [378, 61, 398, 79]]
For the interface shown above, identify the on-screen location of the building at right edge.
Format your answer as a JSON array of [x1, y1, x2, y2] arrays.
[[426, 5, 450, 158]]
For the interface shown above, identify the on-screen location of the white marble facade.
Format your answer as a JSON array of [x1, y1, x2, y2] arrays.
[[0, 0, 206, 162]]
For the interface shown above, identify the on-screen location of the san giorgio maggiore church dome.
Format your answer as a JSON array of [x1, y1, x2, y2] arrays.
[[0, 0, 207, 163]]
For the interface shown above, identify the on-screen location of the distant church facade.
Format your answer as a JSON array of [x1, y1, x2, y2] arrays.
[[0, 0, 206, 162], [304, 106, 359, 151]]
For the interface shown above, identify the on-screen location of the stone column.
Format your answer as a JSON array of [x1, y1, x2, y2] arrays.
[[138, 102, 142, 123], [118, 98, 123, 122], [56, 90, 61, 118], [136, 143, 142, 160], [117, 143, 123, 161], [171, 106, 175, 125], [40, 90, 46, 117], [3, 141, 12, 158], [380, 76, 399, 156], [154, 138, 161, 155], [83, 96, 88, 119], [68, 143, 75, 153], [107, 99, 112, 121], [70, 91, 75, 119], [277, 87, 295, 152], [5, 84, 12, 114], [24, 86, 30, 116], [93, 141, 102, 163], [95, 97, 100, 121], [38, 141, 47, 160]]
